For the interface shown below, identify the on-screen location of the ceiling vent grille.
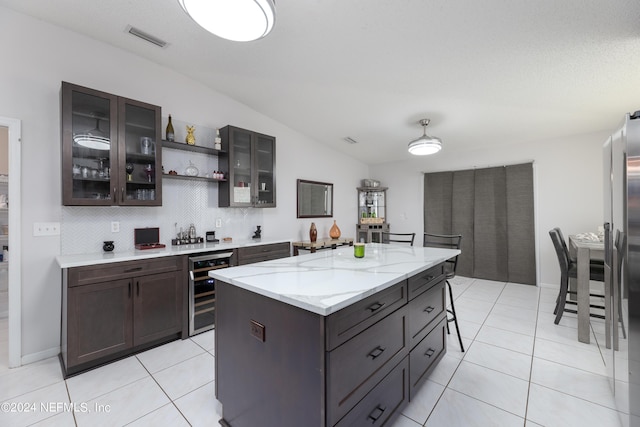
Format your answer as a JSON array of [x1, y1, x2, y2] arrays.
[[344, 137, 358, 144], [126, 25, 168, 48]]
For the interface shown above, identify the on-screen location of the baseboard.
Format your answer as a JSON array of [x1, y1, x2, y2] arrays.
[[21, 346, 60, 366]]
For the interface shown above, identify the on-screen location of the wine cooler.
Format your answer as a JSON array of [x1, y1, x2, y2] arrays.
[[188, 251, 234, 336]]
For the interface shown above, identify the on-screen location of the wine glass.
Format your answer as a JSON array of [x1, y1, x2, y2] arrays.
[[125, 163, 134, 182], [144, 164, 153, 183]]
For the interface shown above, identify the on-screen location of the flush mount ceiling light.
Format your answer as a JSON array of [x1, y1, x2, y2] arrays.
[[178, 0, 276, 42], [408, 119, 442, 156]]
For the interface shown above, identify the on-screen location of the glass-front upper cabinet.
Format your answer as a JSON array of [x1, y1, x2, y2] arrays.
[[219, 125, 276, 208], [61, 82, 161, 206]]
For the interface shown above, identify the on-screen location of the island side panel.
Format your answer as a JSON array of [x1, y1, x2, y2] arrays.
[[216, 281, 326, 427]]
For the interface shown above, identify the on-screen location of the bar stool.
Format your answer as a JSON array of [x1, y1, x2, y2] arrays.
[[423, 233, 465, 352], [381, 232, 416, 246]]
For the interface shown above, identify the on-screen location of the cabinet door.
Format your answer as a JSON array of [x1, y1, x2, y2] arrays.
[[219, 126, 276, 207], [133, 271, 182, 346], [62, 82, 118, 206], [117, 97, 162, 206], [67, 278, 133, 367], [254, 133, 276, 207], [226, 127, 253, 207]]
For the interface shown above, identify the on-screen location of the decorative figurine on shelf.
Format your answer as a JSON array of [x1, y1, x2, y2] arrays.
[[214, 128, 222, 150], [186, 125, 196, 145], [330, 220, 341, 239], [103, 241, 114, 252], [310, 222, 317, 243], [253, 225, 262, 239]]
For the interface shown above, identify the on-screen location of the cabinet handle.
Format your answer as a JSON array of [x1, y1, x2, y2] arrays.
[[422, 274, 434, 282], [367, 405, 386, 423], [425, 348, 435, 358], [367, 302, 385, 313], [423, 306, 435, 313], [189, 271, 195, 281], [121, 187, 124, 203], [124, 267, 143, 273], [367, 346, 386, 360], [113, 187, 117, 203], [137, 281, 140, 296], [128, 281, 131, 298]]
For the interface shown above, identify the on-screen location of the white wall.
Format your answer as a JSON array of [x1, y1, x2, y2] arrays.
[[370, 131, 610, 286], [0, 7, 368, 363]]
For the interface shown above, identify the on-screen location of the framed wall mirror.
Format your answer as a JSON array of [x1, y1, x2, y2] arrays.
[[297, 179, 333, 218]]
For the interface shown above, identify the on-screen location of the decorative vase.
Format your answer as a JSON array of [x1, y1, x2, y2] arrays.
[[103, 241, 114, 252], [329, 220, 341, 239], [309, 222, 317, 243]]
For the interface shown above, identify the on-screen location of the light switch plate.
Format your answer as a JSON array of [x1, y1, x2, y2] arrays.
[[216, 218, 222, 228], [33, 222, 60, 236]]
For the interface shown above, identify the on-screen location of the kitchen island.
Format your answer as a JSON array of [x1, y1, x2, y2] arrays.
[[210, 243, 460, 427]]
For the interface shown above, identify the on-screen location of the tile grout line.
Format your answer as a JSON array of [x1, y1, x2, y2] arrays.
[[522, 283, 541, 426], [122, 353, 192, 427]]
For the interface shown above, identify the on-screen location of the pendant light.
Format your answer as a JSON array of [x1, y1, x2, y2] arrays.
[[179, 0, 276, 42], [408, 119, 442, 155]]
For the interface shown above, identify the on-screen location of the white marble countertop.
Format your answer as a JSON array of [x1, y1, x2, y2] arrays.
[[209, 243, 460, 316], [56, 238, 290, 268]]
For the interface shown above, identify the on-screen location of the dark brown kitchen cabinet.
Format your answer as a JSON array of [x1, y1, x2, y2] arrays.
[[61, 81, 162, 206], [61, 257, 183, 376], [66, 278, 133, 369], [235, 242, 290, 265], [218, 125, 276, 207]]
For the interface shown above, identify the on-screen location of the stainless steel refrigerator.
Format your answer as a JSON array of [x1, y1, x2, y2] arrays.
[[604, 111, 640, 426]]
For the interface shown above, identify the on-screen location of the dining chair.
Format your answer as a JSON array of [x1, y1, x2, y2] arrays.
[[549, 228, 605, 325], [423, 233, 464, 352], [381, 232, 416, 246]]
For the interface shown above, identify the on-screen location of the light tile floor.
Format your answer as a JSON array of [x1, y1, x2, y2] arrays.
[[0, 277, 630, 426]]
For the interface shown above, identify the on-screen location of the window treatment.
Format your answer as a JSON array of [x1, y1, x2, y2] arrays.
[[424, 163, 536, 285]]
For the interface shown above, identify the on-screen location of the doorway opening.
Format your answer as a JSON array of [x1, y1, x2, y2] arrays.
[[0, 117, 21, 369]]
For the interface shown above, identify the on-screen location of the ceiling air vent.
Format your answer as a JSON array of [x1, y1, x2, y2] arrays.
[[126, 25, 168, 48], [344, 137, 358, 144]]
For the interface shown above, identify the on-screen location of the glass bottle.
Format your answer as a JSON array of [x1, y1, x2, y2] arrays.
[[166, 115, 175, 142], [214, 128, 222, 150]]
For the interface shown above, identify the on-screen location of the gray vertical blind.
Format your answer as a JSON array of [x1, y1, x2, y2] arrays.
[[424, 163, 536, 285]]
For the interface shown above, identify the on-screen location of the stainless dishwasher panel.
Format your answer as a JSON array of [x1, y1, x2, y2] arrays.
[[189, 251, 234, 336]]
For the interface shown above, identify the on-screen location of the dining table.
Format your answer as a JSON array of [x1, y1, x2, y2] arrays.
[[568, 235, 608, 345]]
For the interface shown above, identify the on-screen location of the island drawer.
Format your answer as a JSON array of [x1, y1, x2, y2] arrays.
[[407, 264, 444, 300], [409, 316, 446, 399], [326, 280, 407, 351], [326, 307, 408, 425], [408, 280, 445, 348], [68, 257, 183, 287], [235, 242, 290, 265], [334, 356, 408, 427]]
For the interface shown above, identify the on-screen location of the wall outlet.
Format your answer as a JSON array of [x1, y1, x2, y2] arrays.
[[111, 221, 120, 233], [250, 320, 265, 342], [33, 222, 60, 236], [216, 218, 222, 228]]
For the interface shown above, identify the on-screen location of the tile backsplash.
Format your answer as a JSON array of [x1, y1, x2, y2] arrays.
[[61, 179, 263, 255]]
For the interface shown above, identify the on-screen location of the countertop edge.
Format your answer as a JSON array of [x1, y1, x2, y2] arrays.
[[210, 246, 460, 316], [56, 238, 291, 268]]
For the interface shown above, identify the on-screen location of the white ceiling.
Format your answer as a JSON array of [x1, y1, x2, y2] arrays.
[[3, 0, 640, 164]]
